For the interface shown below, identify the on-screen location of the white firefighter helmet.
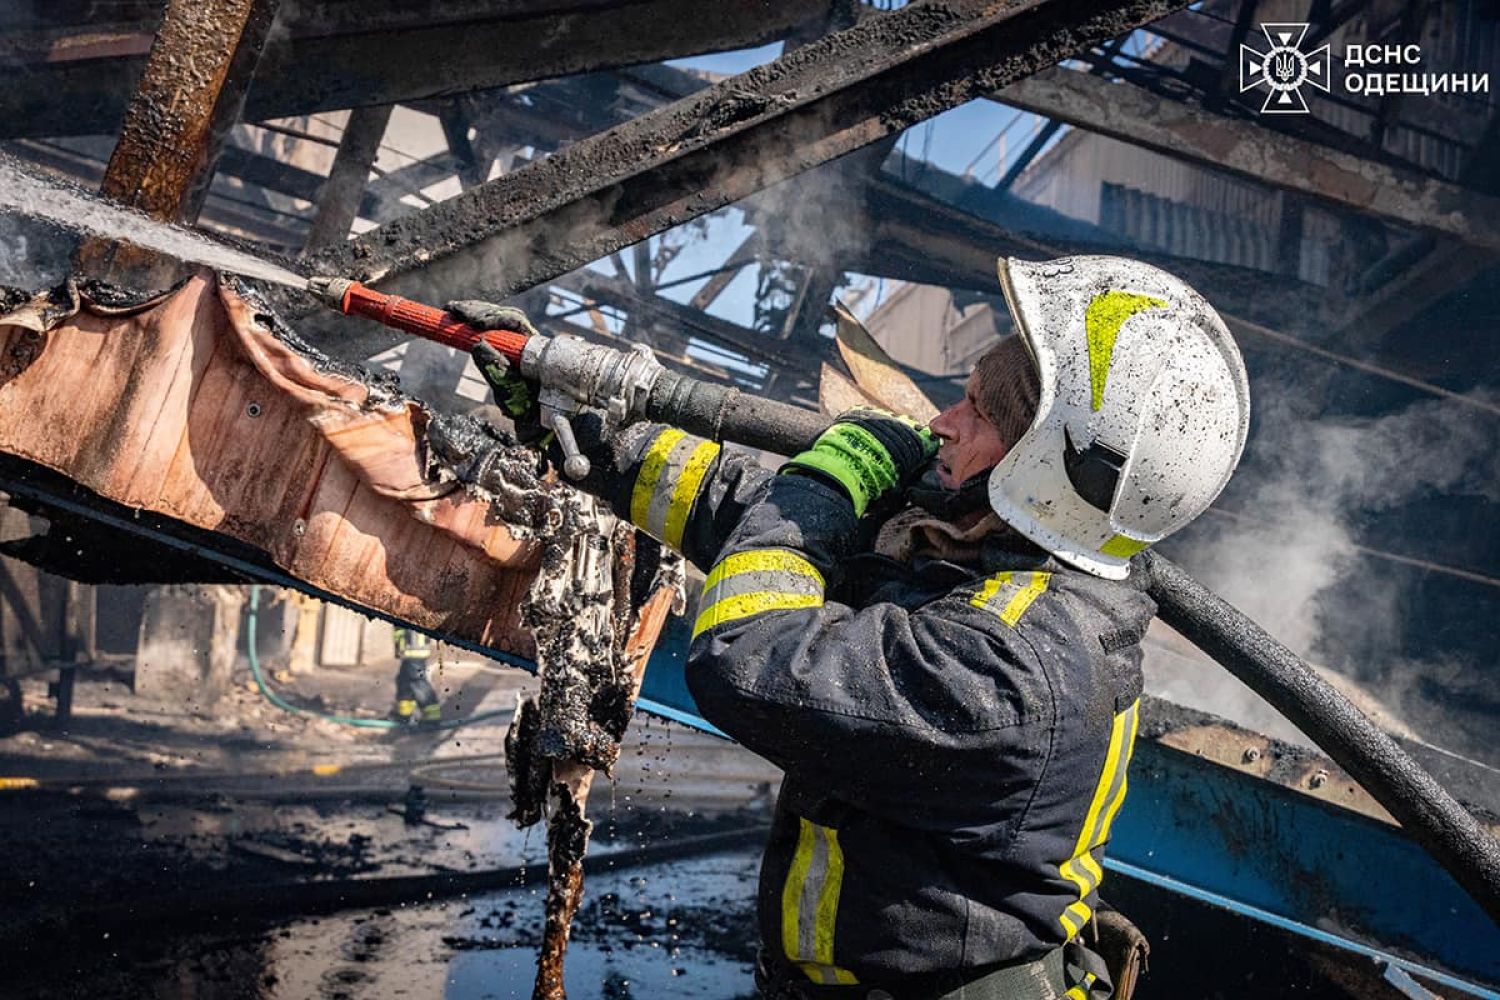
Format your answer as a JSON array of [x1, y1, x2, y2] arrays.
[[989, 256, 1250, 580]]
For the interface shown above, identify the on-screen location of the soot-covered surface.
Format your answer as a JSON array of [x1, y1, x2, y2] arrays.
[[0, 656, 780, 1000]]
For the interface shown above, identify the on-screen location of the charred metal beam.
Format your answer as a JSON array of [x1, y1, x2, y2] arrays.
[[999, 67, 1500, 252], [1217, 0, 1260, 95], [782, 267, 842, 344], [362, 67, 714, 216], [800, 154, 1324, 333], [0, 0, 833, 140], [363, 154, 465, 220], [213, 145, 400, 227], [997, 33, 1127, 192], [689, 233, 760, 312], [437, 100, 487, 191], [1305, 0, 1373, 48], [303, 105, 393, 252], [308, 0, 1194, 306], [1366, 0, 1434, 147], [549, 270, 837, 376], [995, 118, 1063, 192], [254, 1, 825, 120], [98, 0, 281, 223]]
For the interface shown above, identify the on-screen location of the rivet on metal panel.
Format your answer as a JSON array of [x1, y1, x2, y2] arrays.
[[1242, 746, 1261, 764], [1309, 769, 1329, 789], [293, 518, 306, 536], [246, 402, 262, 418]]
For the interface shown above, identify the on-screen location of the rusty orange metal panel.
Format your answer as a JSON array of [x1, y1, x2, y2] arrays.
[[0, 274, 539, 658]]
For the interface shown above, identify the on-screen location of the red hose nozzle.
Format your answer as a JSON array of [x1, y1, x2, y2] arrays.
[[309, 277, 530, 364]]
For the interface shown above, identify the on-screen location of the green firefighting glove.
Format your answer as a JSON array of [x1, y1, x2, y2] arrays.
[[447, 299, 541, 339], [781, 408, 939, 517], [450, 299, 542, 432], [470, 341, 537, 424]]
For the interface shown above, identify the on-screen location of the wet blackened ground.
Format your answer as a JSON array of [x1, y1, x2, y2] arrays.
[[1, 657, 776, 999], [6, 799, 765, 1000]]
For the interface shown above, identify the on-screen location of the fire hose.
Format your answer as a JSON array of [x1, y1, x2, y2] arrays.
[[307, 278, 1500, 927]]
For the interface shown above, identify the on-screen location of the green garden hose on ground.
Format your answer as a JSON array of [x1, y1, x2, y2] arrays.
[[246, 585, 512, 731]]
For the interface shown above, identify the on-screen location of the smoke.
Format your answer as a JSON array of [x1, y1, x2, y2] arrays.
[[1154, 370, 1500, 758], [748, 162, 875, 273]]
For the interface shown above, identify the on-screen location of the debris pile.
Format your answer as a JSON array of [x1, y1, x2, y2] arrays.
[[437, 426, 684, 1000]]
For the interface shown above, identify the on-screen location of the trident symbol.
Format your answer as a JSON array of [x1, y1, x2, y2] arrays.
[[1272, 51, 1299, 84]]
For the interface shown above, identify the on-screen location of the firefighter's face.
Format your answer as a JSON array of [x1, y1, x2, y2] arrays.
[[928, 373, 1011, 489]]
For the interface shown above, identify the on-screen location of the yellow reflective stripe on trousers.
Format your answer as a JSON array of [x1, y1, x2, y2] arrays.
[[781, 818, 858, 985], [1057, 699, 1140, 939], [1065, 971, 1099, 1000], [692, 548, 824, 638], [969, 570, 1051, 627], [629, 428, 720, 549]]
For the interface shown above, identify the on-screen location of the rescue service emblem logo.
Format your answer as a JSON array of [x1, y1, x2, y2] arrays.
[[1238, 22, 1331, 114]]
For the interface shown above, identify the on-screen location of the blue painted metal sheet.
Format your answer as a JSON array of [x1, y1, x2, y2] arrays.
[[1114, 739, 1500, 989], [637, 614, 726, 735]]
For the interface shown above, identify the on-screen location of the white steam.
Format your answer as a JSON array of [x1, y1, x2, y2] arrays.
[[1151, 373, 1499, 757]]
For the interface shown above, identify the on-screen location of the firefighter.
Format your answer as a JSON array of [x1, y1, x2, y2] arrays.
[[391, 627, 441, 724], [464, 255, 1250, 999]]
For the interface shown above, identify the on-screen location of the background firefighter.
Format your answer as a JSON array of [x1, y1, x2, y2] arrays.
[[391, 627, 441, 724], [463, 254, 1249, 999]]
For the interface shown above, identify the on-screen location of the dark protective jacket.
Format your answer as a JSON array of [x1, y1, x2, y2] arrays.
[[585, 422, 1156, 989], [394, 627, 432, 661]]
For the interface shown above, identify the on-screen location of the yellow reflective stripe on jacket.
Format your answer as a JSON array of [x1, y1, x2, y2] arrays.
[[394, 630, 432, 659], [629, 428, 720, 550], [692, 548, 824, 638], [1057, 699, 1140, 939], [631, 428, 685, 528], [781, 818, 858, 985], [969, 570, 1051, 627]]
